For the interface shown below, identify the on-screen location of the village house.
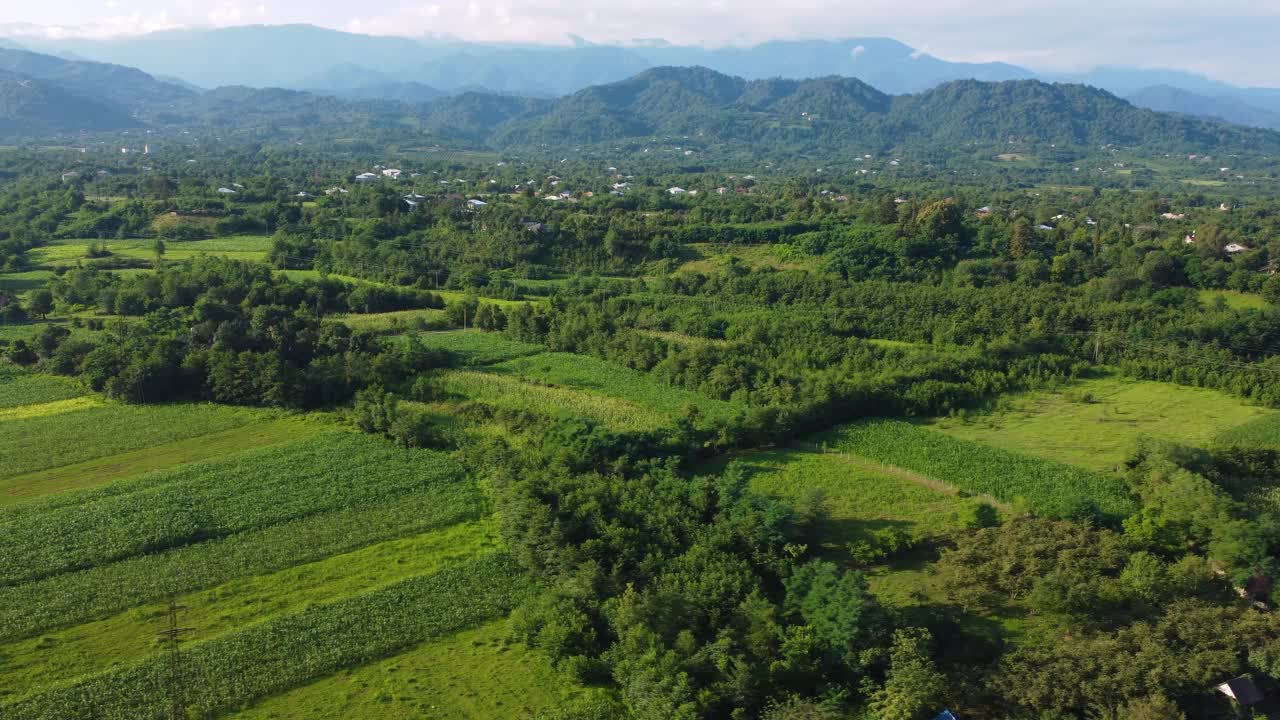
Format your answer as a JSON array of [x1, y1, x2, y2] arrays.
[[1225, 243, 1250, 254]]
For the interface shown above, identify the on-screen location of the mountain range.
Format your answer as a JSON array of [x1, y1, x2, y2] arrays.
[[0, 44, 1278, 159]]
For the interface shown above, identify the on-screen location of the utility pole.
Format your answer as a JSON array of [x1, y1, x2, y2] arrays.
[[158, 596, 193, 720]]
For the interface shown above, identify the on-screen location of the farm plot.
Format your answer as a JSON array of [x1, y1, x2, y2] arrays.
[[228, 620, 566, 720], [0, 370, 84, 408], [822, 420, 1132, 519], [0, 401, 262, 480], [0, 521, 495, 696], [490, 351, 743, 422], [27, 235, 272, 268], [336, 308, 448, 333], [0, 480, 483, 642], [1218, 413, 1280, 448], [0, 553, 532, 720], [929, 376, 1275, 471], [0, 432, 467, 586]]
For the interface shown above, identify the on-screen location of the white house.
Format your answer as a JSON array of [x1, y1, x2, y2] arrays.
[[217, 187, 237, 195], [325, 187, 348, 195], [1225, 243, 1250, 254], [382, 169, 402, 179], [667, 187, 687, 195], [1161, 212, 1186, 220], [296, 192, 311, 199], [355, 172, 378, 182], [468, 199, 488, 207]]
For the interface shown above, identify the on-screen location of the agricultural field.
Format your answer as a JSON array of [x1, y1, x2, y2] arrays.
[[437, 368, 672, 432], [489, 352, 743, 422], [929, 376, 1277, 471], [0, 368, 84, 408], [819, 420, 1132, 518], [335, 308, 448, 333], [26, 235, 272, 268], [228, 620, 567, 720]]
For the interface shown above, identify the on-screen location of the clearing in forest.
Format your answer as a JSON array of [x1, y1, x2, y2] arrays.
[[930, 376, 1276, 471]]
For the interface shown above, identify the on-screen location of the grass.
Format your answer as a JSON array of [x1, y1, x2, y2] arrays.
[[27, 235, 272, 268], [677, 243, 819, 274], [1218, 413, 1280, 448], [1198, 289, 1269, 311], [0, 372, 84, 408], [701, 445, 976, 555], [0, 521, 495, 696], [0, 417, 325, 506], [822, 420, 1132, 519], [438, 369, 671, 432], [0, 270, 54, 296], [413, 330, 544, 365], [335, 308, 448, 332], [227, 620, 566, 720], [491, 352, 742, 422], [0, 401, 262, 480], [0, 396, 103, 421], [929, 376, 1275, 471]]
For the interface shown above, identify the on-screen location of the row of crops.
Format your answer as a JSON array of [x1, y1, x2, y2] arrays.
[[0, 401, 261, 479], [0, 432, 470, 586], [823, 420, 1135, 518], [1, 442, 482, 641], [438, 369, 671, 432], [0, 553, 532, 720], [0, 370, 85, 409]]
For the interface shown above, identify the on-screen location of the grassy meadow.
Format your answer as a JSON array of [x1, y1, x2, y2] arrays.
[[929, 376, 1276, 471]]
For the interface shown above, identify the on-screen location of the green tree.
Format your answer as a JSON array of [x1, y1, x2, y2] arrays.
[[26, 288, 53, 319], [869, 628, 946, 720]]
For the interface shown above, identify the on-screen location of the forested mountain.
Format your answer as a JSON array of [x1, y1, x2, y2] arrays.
[[0, 48, 192, 110], [492, 68, 1280, 153], [0, 69, 139, 134]]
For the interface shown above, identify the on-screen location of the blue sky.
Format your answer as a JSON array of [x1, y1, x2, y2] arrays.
[[4, 0, 1279, 86]]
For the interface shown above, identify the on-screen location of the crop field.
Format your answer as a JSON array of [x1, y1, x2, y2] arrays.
[[821, 420, 1132, 518], [228, 620, 566, 720], [929, 376, 1276, 471], [0, 269, 54, 296], [438, 368, 671, 432], [0, 553, 532, 720], [0, 521, 495, 696], [0, 370, 84, 408], [26, 235, 273, 267], [0, 401, 264, 481], [490, 351, 743, 422], [0, 417, 324, 505]]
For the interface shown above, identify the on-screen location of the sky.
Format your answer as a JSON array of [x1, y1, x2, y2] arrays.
[[4, 0, 1279, 86]]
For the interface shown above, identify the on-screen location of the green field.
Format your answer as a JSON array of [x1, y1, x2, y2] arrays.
[[415, 330, 544, 365], [0, 370, 84, 408], [677, 243, 820, 274], [821, 420, 1131, 518], [336, 308, 448, 332], [0, 521, 495, 695], [702, 444, 976, 554], [1198, 289, 1269, 311], [0, 401, 265, 481], [491, 352, 743, 422], [26, 235, 272, 268], [438, 368, 671, 432], [930, 376, 1276, 471], [229, 620, 565, 720]]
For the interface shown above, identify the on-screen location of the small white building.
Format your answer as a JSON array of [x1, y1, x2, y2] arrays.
[[1225, 243, 1250, 254], [468, 199, 488, 207], [667, 187, 687, 195], [217, 187, 237, 195], [355, 172, 379, 182], [382, 169, 402, 179]]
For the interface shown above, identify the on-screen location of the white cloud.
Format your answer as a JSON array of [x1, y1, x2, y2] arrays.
[[850, 44, 866, 59]]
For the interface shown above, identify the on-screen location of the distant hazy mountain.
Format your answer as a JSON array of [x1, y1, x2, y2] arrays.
[[4, 25, 1033, 97], [1127, 85, 1280, 130], [0, 48, 193, 110], [330, 82, 447, 103], [0, 68, 139, 134]]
